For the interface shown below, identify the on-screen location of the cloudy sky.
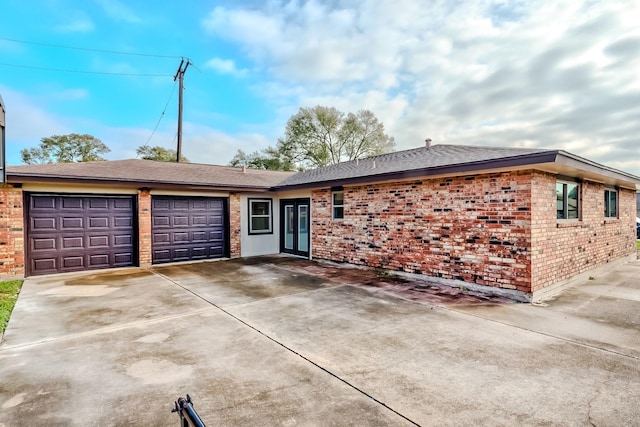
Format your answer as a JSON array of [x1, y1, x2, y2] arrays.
[[1, 0, 639, 176]]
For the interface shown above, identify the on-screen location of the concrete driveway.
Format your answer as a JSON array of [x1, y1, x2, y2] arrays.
[[1, 256, 639, 426]]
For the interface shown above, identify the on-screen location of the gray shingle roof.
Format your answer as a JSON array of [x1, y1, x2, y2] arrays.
[[275, 144, 558, 188], [7, 159, 295, 189]]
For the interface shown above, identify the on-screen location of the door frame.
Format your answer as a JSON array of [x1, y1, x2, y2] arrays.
[[279, 198, 310, 257]]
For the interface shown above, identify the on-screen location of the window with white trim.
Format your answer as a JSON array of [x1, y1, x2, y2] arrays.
[[248, 198, 273, 234], [604, 188, 617, 218], [332, 191, 344, 220], [556, 180, 580, 220]]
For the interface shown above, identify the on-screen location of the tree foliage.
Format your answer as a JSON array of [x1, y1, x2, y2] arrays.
[[228, 148, 296, 171], [21, 133, 110, 164], [276, 106, 395, 169], [227, 106, 395, 171], [136, 144, 189, 162]]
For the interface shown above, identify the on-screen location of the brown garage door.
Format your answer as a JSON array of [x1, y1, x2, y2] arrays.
[[151, 196, 227, 264], [27, 194, 136, 276]]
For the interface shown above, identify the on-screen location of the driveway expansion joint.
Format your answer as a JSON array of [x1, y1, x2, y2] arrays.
[[149, 268, 423, 426]]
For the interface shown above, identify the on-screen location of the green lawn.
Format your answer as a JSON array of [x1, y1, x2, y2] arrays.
[[637, 240, 640, 250], [0, 280, 23, 334]]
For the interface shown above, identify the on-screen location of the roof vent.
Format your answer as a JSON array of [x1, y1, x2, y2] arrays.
[[425, 138, 432, 148], [372, 159, 376, 169]]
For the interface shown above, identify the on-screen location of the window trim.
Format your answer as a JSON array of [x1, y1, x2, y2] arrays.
[[248, 198, 273, 235], [604, 187, 618, 219], [332, 190, 344, 221], [556, 179, 581, 220]]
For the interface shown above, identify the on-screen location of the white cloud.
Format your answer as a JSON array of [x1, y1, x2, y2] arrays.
[[55, 18, 95, 33], [97, 0, 141, 23], [203, 58, 247, 77], [200, 0, 640, 177]]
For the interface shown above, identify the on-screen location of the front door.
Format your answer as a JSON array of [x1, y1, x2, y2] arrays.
[[280, 198, 310, 257]]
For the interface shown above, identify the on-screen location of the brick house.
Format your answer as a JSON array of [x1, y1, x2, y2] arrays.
[[1, 144, 638, 301]]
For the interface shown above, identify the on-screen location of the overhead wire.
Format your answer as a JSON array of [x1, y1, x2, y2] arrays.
[[144, 80, 179, 146], [1, 35, 188, 150], [0, 36, 183, 59], [0, 62, 173, 76]]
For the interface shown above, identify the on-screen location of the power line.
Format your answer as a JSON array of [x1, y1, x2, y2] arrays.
[[0, 36, 184, 59], [143, 79, 179, 146], [0, 62, 172, 77]]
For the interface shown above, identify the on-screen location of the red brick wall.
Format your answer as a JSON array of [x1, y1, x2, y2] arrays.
[[311, 172, 533, 293], [137, 189, 152, 266], [0, 186, 25, 278], [531, 172, 636, 291], [229, 193, 241, 257]]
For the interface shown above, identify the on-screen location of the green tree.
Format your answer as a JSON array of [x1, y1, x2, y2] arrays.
[[228, 148, 295, 171], [276, 106, 395, 170], [136, 145, 189, 162], [21, 134, 110, 164]]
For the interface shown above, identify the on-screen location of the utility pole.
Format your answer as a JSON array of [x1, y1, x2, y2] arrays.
[[173, 58, 191, 163]]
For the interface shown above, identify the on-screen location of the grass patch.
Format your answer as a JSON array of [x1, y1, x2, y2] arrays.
[[637, 240, 640, 250], [0, 280, 24, 334]]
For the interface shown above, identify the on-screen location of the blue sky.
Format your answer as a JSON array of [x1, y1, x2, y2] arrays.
[[1, 0, 639, 176]]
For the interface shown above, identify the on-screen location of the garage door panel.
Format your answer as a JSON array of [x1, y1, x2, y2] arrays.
[[89, 235, 109, 247], [151, 196, 227, 264], [27, 195, 136, 276], [153, 216, 170, 227], [114, 234, 133, 246], [32, 217, 56, 230], [34, 258, 56, 272], [114, 252, 134, 265], [88, 254, 109, 266], [61, 198, 83, 209], [63, 256, 84, 269], [88, 198, 108, 209], [32, 237, 56, 251], [62, 236, 84, 249], [32, 196, 56, 209], [62, 217, 83, 229], [89, 217, 109, 228], [114, 216, 133, 227]]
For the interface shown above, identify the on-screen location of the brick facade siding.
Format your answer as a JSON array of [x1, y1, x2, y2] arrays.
[[311, 171, 533, 293], [0, 185, 25, 278], [311, 170, 637, 294], [229, 193, 241, 257], [531, 172, 636, 291], [137, 189, 152, 266]]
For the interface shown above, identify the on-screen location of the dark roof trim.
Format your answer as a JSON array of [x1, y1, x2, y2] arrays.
[[7, 174, 274, 192], [273, 151, 560, 190], [555, 151, 640, 183]]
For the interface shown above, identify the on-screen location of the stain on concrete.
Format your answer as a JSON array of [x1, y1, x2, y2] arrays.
[[37, 285, 119, 297], [273, 259, 517, 305], [63, 270, 152, 286], [1, 392, 26, 409], [135, 333, 169, 344], [125, 358, 193, 385]]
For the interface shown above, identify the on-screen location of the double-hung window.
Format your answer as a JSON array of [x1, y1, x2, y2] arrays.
[[332, 191, 344, 220], [604, 188, 618, 218], [248, 198, 273, 234], [556, 180, 580, 220]]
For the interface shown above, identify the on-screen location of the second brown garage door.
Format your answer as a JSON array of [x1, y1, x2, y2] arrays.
[[151, 196, 228, 264]]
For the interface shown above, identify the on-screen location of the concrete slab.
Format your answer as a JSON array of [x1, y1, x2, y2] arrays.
[[1, 256, 639, 426]]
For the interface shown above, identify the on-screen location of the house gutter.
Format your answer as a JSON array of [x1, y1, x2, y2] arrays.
[[272, 151, 561, 191], [6, 174, 276, 193]]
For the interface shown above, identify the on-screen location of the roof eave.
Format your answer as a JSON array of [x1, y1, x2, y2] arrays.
[[7, 174, 275, 192], [273, 151, 561, 191]]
